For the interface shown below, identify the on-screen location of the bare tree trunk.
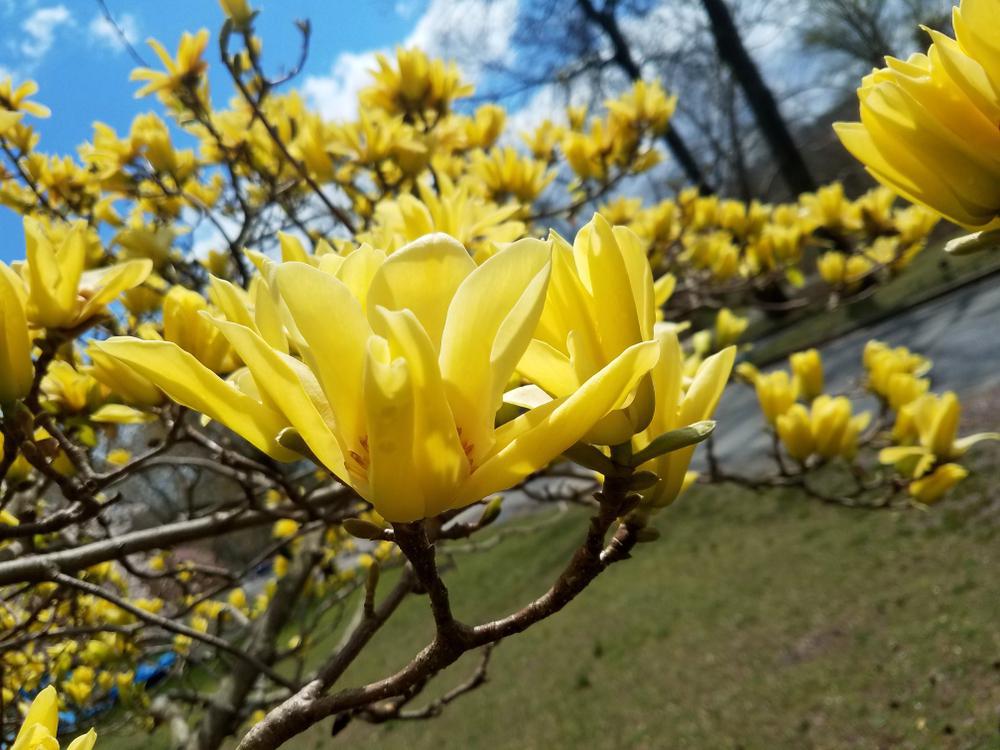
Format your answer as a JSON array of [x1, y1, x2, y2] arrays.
[[189, 545, 322, 750], [699, 0, 817, 196], [576, 0, 715, 194]]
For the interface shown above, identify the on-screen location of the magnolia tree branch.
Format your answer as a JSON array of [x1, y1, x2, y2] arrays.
[[0, 487, 355, 586], [236, 466, 645, 750]]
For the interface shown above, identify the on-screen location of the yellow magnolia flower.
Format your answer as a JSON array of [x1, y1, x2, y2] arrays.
[[114, 225, 176, 269], [908, 463, 969, 504], [605, 80, 677, 134], [0, 260, 33, 404], [834, 0, 1000, 229], [800, 182, 861, 232], [789, 348, 823, 401], [361, 48, 473, 118], [99, 234, 659, 522], [880, 391, 998, 476], [162, 286, 239, 374], [776, 396, 869, 462], [272, 519, 300, 538], [809, 395, 870, 460], [363, 177, 524, 261], [753, 369, 797, 424], [227, 587, 248, 611], [105, 449, 132, 466], [12, 685, 97, 750], [864, 340, 931, 399], [21, 219, 151, 330], [219, 0, 254, 26], [637, 328, 734, 508], [41, 360, 104, 415], [775, 403, 814, 462], [714, 308, 748, 349], [818, 251, 872, 287], [511, 214, 658, 446], [885, 371, 929, 412], [472, 147, 555, 205], [131, 30, 210, 100], [0, 77, 50, 117]]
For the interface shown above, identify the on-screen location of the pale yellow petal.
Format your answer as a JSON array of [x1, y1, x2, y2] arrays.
[[209, 316, 347, 478], [275, 262, 371, 449], [97, 337, 293, 459], [440, 238, 551, 466], [456, 340, 659, 506], [367, 233, 474, 348]]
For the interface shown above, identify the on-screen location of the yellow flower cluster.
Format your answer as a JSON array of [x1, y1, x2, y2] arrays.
[[741, 348, 870, 464], [101, 215, 733, 522], [603, 183, 938, 296], [864, 341, 998, 503]]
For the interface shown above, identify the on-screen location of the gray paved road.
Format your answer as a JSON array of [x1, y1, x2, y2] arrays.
[[707, 273, 1000, 470]]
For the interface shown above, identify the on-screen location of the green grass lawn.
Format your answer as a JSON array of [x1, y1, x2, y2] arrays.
[[100, 446, 1000, 750]]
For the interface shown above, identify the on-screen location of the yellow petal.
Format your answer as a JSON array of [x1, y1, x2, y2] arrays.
[[25, 218, 84, 327], [363, 336, 420, 521], [516, 338, 577, 396], [612, 223, 656, 340], [209, 316, 346, 478], [90, 404, 155, 424], [208, 275, 254, 329], [653, 345, 735, 505], [0, 262, 33, 404], [679, 345, 736, 424], [337, 243, 386, 312], [367, 233, 474, 349], [275, 262, 371, 450], [278, 232, 311, 264], [575, 215, 645, 362], [370, 306, 468, 515], [645, 324, 684, 436], [67, 729, 98, 750], [456, 340, 659, 506], [14, 686, 58, 745], [250, 276, 288, 353], [78, 259, 152, 321], [97, 337, 293, 459], [440, 237, 551, 466]]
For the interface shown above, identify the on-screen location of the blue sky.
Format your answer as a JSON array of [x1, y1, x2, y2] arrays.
[[0, 0, 431, 257]]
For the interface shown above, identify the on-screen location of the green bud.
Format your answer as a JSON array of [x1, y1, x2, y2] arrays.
[[630, 420, 716, 467], [479, 495, 503, 527], [276, 427, 319, 463], [342, 518, 388, 541], [628, 471, 660, 491], [562, 442, 617, 475], [944, 229, 1000, 256]]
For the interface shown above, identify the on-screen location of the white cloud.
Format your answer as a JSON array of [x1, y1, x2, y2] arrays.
[[21, 5, 72, 62], [394, 0, 421, 20], [87, 10, 140, 54], [406, 0, 518, 72], [303, 0, 518, 121], [302, 50, 379, 120]]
